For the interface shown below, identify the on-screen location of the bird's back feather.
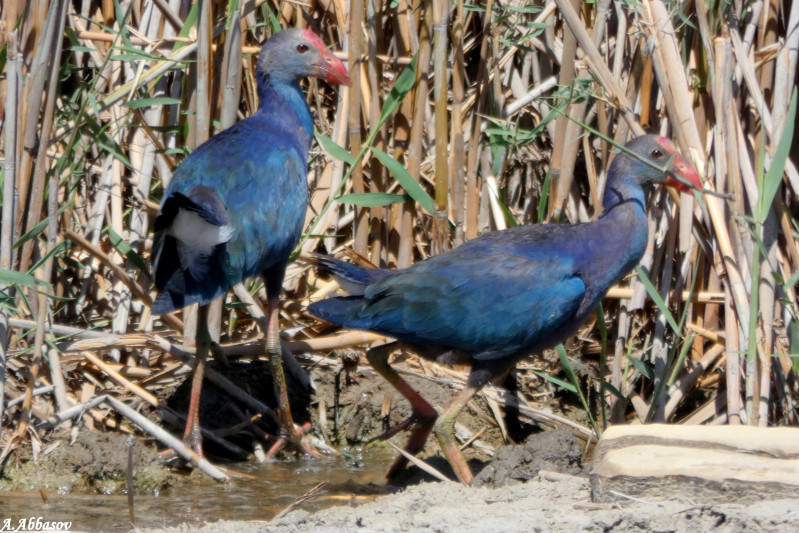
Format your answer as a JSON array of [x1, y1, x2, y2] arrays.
[[152, 105, 310, 314], [310, 204, 649, 361]]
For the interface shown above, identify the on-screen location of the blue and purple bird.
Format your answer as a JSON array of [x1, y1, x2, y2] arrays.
[[151, 28, 350, 457], [308, 135, 702, 484]]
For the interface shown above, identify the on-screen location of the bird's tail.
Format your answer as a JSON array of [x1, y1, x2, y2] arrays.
[[304, 253, 390, 295], [307, 296, 362, 326]]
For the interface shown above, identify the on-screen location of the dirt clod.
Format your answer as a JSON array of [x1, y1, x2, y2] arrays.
[[1, 431, 172, 494], [474, 427, 583, 486]]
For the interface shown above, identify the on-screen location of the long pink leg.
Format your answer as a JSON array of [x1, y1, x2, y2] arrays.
[[184, 304, 212, 456], [432, 385, 480, 484], [366, 343, 439, 478], [433, 359, 517, 484]]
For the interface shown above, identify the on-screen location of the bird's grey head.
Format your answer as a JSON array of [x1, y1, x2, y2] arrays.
[[256, 28, 350, 87], [612, 134, 701, 192]]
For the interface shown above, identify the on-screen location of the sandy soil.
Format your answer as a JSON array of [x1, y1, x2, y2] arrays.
[[137, 474, 799, 533], [136, 427, 799, 533]]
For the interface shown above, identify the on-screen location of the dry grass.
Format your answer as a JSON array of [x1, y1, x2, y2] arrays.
[[0, 0, 797, 466]]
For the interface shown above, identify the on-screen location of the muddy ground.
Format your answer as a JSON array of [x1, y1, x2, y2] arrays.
[[3, 354, 798, 532], [138, 477, 799, 533]]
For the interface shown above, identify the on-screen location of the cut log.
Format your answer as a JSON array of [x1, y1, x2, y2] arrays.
[[590, 424, 799, 503]]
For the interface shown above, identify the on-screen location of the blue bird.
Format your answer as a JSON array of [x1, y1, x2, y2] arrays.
[[308, 135, 701, 484], [152, 28, 350, 457]]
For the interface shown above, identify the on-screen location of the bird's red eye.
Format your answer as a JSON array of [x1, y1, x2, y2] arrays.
[[297, 44, 308, 53], [652, 149, 663, 158]]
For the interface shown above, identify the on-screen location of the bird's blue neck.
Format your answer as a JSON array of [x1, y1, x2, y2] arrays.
[[255, 74, 314, 151], [582, 172, 649, 307], [601, 175, 647, 221]]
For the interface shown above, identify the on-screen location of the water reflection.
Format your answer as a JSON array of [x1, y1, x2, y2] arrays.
[[0, 449, 393, 531]]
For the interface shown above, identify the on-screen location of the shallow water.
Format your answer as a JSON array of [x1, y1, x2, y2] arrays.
[[0, 450, 393, 532]]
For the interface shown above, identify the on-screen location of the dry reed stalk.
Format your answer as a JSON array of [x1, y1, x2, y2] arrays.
[[386, 0, 414, 266], [105, 395, 230, 481], [0, 30, 20, 437], [450, 0, 466, 246], [651, 207, 679, 421], [554, 0, 644, 136], [364, 0, 387, 266], [18, 0, 69, 280], [1, 31, 20, 273], [465, 0, 494, 240], [554, 0, 613, 222], [430, 0, 450, 255], [548, 0, 577, 221], [81, 352, 159, 407], [15, 2, 58, 269], [65, 229, 184, 330], [17, 0, 70, 441], [348, 0, 368, 257], [396, 0, 430, 268]]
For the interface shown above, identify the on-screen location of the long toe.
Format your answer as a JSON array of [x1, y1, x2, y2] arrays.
[[264, 421, 313, 461], [367, 411, 437, 445], [385, 418, 437, 479]]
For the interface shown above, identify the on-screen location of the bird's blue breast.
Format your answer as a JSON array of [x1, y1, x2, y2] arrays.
[[161, 106, 310, 293]]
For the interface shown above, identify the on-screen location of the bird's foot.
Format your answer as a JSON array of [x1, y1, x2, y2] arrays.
[[264, 422, 323, 461], [364, 413, 437, 479], [367, 411, 437, 445], [183, 425, 204, 458], [157, 426, 205, 466], [433, 419, 473, 485]]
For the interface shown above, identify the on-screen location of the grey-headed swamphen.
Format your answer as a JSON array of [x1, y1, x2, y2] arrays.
[[308, 135, 702, 483], [151, 28, 350, 457]]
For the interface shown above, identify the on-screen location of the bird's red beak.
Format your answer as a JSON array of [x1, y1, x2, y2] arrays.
[[303, 29, 351, 86], [657, 137, 702, 194]]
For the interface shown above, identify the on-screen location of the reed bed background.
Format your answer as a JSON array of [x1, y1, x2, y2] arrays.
[[0, 0, 797, 463]]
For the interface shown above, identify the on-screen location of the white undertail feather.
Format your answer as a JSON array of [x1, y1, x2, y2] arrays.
[[169, 208, 234, 278], [333, 275, 366, 296]]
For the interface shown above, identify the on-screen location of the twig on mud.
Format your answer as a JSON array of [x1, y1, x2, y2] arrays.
[[386, 441, 454, 483], [271, 481, 328, 522], [34, 395, 230, 481], [35, 395, 109, 431], [49, 329, 281, 425], [126, 435, 135, 528], [104, 396, 230, 482]]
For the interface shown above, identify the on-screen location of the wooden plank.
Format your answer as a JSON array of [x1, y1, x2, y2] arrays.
[[590, 424, 799, 503]]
